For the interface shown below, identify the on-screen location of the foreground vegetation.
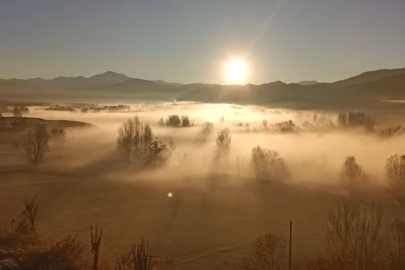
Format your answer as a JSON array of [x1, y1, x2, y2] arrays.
[[2, 195, 405, 270]]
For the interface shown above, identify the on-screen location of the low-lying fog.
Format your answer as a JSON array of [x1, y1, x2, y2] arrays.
[[16, 102, 405, 189]]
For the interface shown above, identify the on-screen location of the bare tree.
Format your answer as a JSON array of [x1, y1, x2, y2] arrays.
[[117, 117, 139, 161], [386, 154, 405, 204], [158, 117, 165, 127], [337, 113, 348, 127], [340, 156, 368, 191], [216, 128, 231, 156], [214, 128, 232, 171], [262, 119, 268, 130], [117, 116, 153, 162], [181, 116, 191, 127], [13, 106, 22, 117], [239, 233, 286, 270], [90, 225, 103, 270], [386, 219, 405, 270], [251, 146, 288, 181], [115, 238, 153, 270], [201, 122, 214, 135], [325, 200, 384, 270], [23, 126, 50, 166]]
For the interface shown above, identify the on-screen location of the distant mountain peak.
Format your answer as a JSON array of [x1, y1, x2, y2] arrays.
[[90, 71, 131, 81], [295, 80, 319, 86], [262, 80, 287, 86]]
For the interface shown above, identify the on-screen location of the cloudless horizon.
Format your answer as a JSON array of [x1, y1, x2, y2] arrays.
[[1, 0, 405, 84]]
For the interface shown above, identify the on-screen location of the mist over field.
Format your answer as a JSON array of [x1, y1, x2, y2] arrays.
[[18, 102, 404, 186], [3, 95, 405, 270]]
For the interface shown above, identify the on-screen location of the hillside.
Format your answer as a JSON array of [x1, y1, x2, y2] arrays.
[[331, 68, 405, 88]]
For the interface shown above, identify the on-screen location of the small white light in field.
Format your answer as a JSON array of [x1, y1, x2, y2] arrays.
[[168, 192, 173, 198]]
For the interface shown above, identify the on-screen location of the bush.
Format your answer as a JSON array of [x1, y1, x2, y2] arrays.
[[23, 126, 50, 166], [385, 154, 405, 204], [201, 122, 214, 134], [251, 146, 288, 181], [145, 138, 174, 166], [239, 233, 286, 270], [339, 156, 367, 191]]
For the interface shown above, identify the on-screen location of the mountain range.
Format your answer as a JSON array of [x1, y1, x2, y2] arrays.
[[1, 68, 405, 110]]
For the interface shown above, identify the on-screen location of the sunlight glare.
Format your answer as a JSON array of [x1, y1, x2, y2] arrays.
[[226, 60, 248, 85]]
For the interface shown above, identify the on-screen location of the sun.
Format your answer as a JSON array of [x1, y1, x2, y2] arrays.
[[226, 59, 248, 84]]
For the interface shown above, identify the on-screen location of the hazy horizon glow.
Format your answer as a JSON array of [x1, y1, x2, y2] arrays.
[[1, 0, 405, 84]]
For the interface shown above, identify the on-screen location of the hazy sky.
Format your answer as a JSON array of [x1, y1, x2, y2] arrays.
[[1, 0, 405, 84]]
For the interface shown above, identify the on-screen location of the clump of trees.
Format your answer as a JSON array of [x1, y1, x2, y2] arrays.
[[339, 156, 368, 192], [45, 105, 77, 112], [79, 104, 130, 113], [13, 105, 29, 117], [251, 146, 288, 181], [274, 120, 296, 132], [313, 113, 332, 123], [50, 127, 66, 139], [162, 115, 194, 127], [337, 111, 376, 131], [117, 116, 154, 162], [117, 116, 174, 166], [380, 125, 405, 138], [385, 154, 405, 204], [23, 125, 50, 166]]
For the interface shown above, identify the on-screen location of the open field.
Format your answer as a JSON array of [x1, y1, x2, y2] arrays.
[[1, 102, 405, 269]]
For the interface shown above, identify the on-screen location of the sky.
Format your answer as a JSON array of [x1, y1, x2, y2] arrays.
[[1, 0, 405, 84]]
